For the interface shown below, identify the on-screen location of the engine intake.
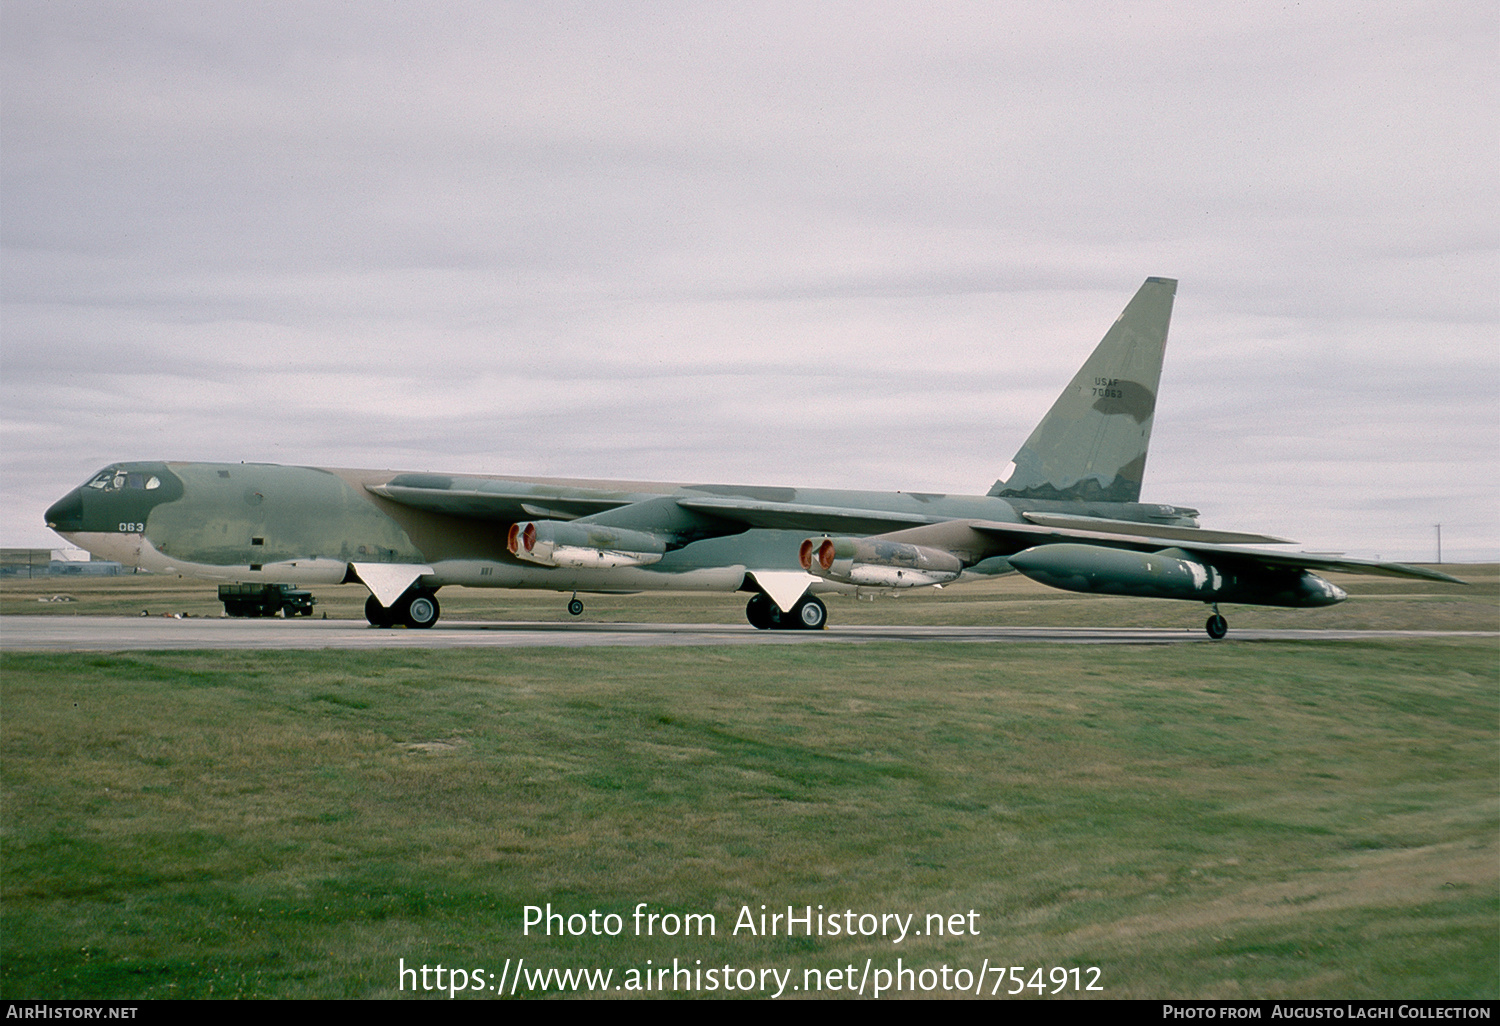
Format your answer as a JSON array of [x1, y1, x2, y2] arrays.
[[798, 535, 962, 588], [507, 520, 666, 569]]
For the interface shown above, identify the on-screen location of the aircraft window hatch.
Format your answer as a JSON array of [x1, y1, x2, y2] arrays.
[[84, 469, 159, 492]]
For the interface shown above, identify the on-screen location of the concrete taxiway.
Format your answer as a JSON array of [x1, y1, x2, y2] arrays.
[[2, 616, 1493, 652]]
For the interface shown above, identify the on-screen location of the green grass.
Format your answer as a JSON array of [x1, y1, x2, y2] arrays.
[[2, 641, 1495, 999]]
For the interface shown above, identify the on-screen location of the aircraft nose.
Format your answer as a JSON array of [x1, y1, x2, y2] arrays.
[[45, 487, 85, 532]]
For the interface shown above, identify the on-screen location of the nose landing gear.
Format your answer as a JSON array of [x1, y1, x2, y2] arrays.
[[1205, 604, 1228, 640]]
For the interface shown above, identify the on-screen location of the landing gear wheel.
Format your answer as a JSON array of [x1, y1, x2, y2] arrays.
[[1205, 613, 1228, 640], [568, 596, 584, 616], [793, 596, 827, 630], [402, 591, 440, 629], [746, 593, 773, 630], [365, 594, 396, 628]]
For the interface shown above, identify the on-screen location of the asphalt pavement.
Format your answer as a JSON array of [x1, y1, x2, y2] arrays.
[[2, 616, 1492, 651]]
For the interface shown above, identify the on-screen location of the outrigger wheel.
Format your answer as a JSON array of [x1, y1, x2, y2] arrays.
[[568, 595, 584, 616], [1205, 605, 1228, 640]]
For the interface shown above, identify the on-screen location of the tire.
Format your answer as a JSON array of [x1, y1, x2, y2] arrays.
[[746, 593, 772, 629], [1205, 613, 1228, 640], [793, 596, 827, 630], [403, 591, 441, 629], [365, 594, 395, 628], [568, 598, 584, 616]]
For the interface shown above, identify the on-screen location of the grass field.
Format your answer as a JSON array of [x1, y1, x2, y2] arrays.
[[2, 614, 1496, 998]]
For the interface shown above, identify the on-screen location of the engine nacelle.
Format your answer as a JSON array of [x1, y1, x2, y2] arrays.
[[506, 520, 666, 569], [798, 535, 962, 588], [1008, 543, 1347, 607]]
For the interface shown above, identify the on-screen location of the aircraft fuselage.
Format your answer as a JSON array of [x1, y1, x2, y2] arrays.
[[45, 459, 1197, 595]]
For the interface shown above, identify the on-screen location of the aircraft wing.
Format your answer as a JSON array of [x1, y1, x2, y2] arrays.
[[881, 519, 1467, 584], [366, 477, 643, 521], [1150, 545, 1468, 584], [369, 478, 946, 535], [675, 496, 946, 535], [979, 522, 1466, 584]]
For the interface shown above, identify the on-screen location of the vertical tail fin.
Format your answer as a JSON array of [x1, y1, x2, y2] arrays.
[[989, 276, 1176, 503]]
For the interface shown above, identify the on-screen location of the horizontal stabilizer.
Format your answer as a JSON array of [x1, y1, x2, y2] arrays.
[[967, 518, 1281, 553], [1021, 511, 1295, 545]]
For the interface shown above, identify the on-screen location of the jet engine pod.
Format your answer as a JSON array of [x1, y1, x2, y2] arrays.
[[799, 535, 962, 588], [506, 520, 667, 569]]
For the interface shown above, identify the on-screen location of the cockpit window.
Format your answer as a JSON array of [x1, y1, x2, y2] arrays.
[[84, 468, 158, 491]]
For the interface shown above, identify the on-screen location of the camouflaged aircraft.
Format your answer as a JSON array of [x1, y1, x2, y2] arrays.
[[45, 277, 1464, 637]]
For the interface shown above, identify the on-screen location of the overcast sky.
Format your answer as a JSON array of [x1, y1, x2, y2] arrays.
[[3, 1, 1496, 562]]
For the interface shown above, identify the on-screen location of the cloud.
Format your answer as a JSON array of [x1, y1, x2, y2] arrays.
[[3, 1, 1496, 560]]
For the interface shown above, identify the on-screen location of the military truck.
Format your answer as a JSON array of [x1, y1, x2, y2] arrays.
[[218, 583, 316, 618]]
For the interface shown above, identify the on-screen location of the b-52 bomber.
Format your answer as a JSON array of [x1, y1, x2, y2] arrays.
[[45, 278, 1464, 637]]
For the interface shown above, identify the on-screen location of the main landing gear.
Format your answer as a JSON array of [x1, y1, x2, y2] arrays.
[[1205, 604, 1228, 640], [365, 588, 441, 629], [746, 593, 827, 631]]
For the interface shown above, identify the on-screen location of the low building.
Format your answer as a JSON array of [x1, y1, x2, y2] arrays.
[[0, 549, 124, 577]]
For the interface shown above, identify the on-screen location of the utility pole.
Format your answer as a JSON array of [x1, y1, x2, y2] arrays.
[[1435, 523, 1442, 564]]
